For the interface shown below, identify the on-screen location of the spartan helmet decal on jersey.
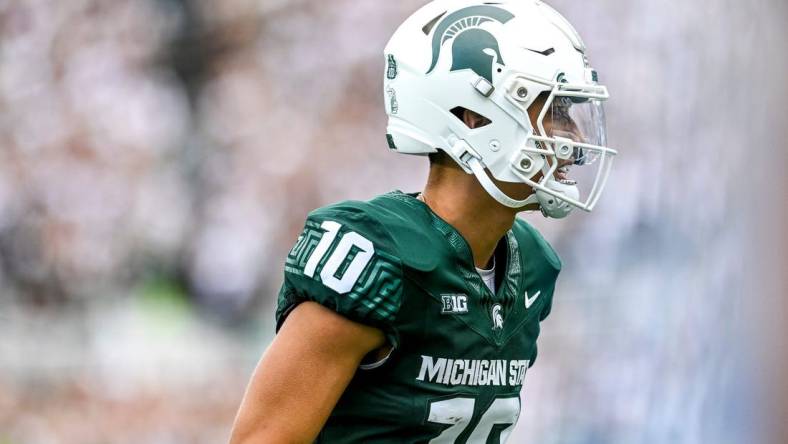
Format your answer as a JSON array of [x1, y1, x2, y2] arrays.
[[426, 5, 515, 83], [384, 0, 619, 218], [492, 304, 504, 330]]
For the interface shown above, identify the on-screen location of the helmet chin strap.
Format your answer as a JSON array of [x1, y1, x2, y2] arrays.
[[466, 156, 578, 219], [467, 157, 533, 209], [450, 137, 578, 218]]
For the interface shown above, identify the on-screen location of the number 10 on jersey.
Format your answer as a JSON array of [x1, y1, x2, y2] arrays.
[[303, 221, 375, 294]]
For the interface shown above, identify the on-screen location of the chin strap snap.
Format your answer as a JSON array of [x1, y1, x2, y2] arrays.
[[467, 156, 534, 209], [449, 138, 532, 209]]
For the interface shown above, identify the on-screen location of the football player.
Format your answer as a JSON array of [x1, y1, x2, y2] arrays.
[[230, 1, 617, 442]]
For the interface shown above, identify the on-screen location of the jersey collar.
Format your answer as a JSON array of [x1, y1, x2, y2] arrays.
[[395, 191, 522, 331], [389, 191, 528, 346]]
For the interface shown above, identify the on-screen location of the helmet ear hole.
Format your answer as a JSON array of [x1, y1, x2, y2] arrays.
[[450, 107, 492, 129]]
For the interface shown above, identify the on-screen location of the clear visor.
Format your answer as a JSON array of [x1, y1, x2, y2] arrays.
[[520, 85, 618, 212], [541, 95, 608, 166]]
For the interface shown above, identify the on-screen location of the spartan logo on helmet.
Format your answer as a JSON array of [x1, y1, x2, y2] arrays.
[[426, 5, 515, 83]]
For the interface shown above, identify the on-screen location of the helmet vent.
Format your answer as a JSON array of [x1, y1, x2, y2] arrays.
[[450, 107, 492, 129], [525, 47, 556, 56], [422, 11, 447, 35]]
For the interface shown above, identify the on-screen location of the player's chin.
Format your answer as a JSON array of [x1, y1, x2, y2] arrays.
[[520, 202, 542, 212], [493, 179, 539, 211]]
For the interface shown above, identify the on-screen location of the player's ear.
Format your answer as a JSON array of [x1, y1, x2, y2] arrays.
[[462, 109, 491, 129]]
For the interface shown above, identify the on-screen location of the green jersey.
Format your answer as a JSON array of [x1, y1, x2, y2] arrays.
[[276, 191, 561, 443]]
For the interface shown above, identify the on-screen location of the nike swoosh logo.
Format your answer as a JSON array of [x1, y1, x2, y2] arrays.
[[525, 290, 541, 309]]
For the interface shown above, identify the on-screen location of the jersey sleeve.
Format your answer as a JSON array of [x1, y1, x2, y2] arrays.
[[276, 205, 405, 347]]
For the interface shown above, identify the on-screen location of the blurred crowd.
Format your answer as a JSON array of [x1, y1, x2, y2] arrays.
[[0, 0, 785, 443]]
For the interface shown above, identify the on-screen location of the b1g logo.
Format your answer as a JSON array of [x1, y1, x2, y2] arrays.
[[441, 294, 468, 314]]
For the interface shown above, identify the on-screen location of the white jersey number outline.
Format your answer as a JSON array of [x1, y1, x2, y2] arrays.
[[303, 221, 374, 294], [428, 396, 521, 443]]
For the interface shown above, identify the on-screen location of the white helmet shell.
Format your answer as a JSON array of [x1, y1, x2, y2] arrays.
[[384, 0, 618, 218]]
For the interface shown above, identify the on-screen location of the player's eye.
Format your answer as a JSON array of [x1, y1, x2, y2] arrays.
[[555, 97, 572, 107]]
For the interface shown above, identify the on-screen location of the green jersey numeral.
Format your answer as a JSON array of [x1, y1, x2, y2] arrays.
[[428, 396, 520, 443], [304, 221, 375, 294]]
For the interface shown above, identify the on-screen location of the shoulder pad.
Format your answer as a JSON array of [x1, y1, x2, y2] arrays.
[[324, 194, 444, 272], [277, 200, 405, 338]]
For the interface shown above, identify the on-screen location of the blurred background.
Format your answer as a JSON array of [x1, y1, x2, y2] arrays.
[[0, 0, 786, 443]]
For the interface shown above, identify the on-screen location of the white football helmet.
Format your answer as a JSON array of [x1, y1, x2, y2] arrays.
[[384, 0, 618, 218]]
